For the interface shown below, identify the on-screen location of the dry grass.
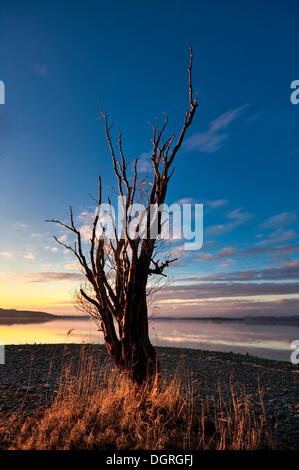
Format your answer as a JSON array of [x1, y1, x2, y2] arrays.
[[5, 348, 274, 450]]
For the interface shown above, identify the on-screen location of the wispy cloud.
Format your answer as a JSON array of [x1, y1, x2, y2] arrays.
[[137, 151, 152, 173], [198, 243, 299, 263], [257, 228, 297, 246], [12, 222, 27, 229], [64, 263, 80, 271], [206, 199, 228, 209], [156, 296, 299, 318], [31, 63, 48, 77], [183, 105, 248, 154], [17, 272, 83, 283], [0, 251, 13, 258], [260, 211, 297, 229], [158, 280, 299, 300], [206, 208, 253, 235], [78, 210, 112, 242], [76, 210, 95, 242], [24, 253, 35, 260], [209, 107, 249, 132], [175, 198, 228, 211], [202, 260, 299, 282], [198, 246, 236, 262], [44, 246, 59, 252], [31, 233, 46, 238]]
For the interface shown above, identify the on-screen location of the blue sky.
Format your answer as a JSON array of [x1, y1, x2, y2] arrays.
[[0, 0, 299, 316]]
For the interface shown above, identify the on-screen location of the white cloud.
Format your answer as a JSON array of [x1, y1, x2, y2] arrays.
[[79, 224, 92, 242], [77, 211, 94, 242], [64, 263, 80, 271], [44, 246, 58, 252], [24, 253, 35, 260], [13, 222, 27, 229], [0, 251, 13, 258]]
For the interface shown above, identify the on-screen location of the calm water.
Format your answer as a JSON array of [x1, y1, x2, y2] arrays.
[[1, 317, 298, 361]]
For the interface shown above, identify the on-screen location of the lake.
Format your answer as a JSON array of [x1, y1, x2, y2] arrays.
[[0, 316, 298, 362]]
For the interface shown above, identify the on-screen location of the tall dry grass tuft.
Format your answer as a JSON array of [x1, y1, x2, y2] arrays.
[[8, 347, 274, 450]]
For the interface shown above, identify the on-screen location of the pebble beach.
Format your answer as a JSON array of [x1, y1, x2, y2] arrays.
[[0, 344, 298, 450]]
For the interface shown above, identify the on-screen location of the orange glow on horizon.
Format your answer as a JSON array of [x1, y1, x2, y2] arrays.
[[0, 276, 79, 314]]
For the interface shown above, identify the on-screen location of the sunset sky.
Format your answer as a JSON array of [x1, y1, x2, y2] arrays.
[[0, 0, 299, 317]]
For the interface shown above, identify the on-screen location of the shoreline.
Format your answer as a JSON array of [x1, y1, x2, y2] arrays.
[[0, 342, 294, 364], [1, 342, 296, 366]]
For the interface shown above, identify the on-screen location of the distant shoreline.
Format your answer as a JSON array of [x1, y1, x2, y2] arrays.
[[0, 308, 87, 325], [152, 315, 299, 325], [1, 308, 298, 325]]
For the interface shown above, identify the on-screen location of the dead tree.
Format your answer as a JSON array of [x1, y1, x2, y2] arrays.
[[47, 48, 198, 385]]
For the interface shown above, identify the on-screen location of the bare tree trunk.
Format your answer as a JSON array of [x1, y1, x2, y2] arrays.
[[47, 48, 198, 387], [122, 294, 159, 385], [104, 285, 159, 385]]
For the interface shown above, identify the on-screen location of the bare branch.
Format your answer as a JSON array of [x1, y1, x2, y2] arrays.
[[148, 257, 178, 277]]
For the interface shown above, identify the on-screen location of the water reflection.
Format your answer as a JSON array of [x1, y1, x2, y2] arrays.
[[151, 319, 298, 361], [0, 317, 298, 361]]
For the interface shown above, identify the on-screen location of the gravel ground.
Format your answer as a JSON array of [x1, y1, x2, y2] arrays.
[[0, 344, 298, 449]]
